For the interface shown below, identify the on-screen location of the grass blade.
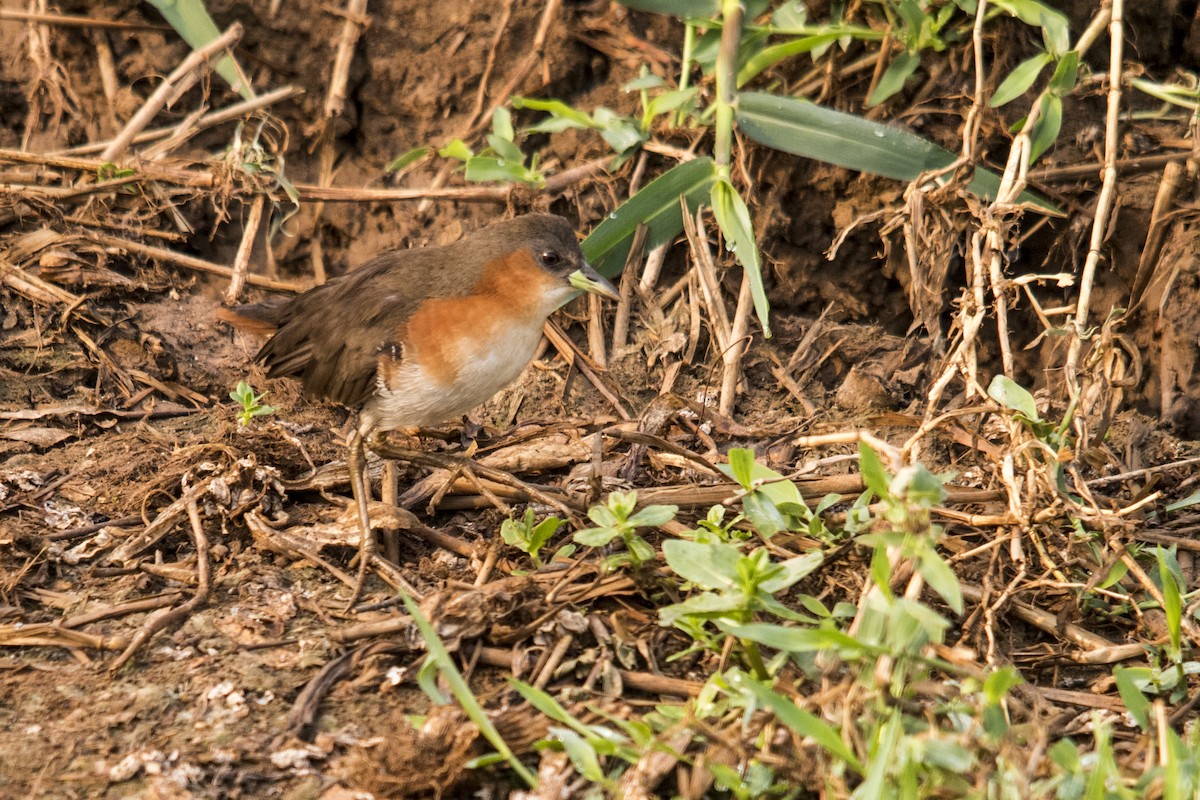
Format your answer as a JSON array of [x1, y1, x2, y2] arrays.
[[582, 157, 718, 276], [399, 592, 537, 788], [736, 91, 1063, 215]]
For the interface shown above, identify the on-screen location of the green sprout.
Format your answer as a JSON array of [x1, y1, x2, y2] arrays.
[[230, 381, 274, 426], [573, 490, 677, 570]]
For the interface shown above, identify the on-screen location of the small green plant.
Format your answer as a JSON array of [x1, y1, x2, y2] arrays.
[[573, 490, 677, 570], [988, 375, 1075, 492], [720, 447, 840, 540], [438, 108, 545, 186], [230, 381, 274, 426], [500, 509, 567, 569], [661, 533, 824, 677]]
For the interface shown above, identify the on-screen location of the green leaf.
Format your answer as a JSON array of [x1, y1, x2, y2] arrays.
[[727, 448, 757, 489], [512, 97, 597, 129], [987, 375, 1042, 421], [1158, 547, 1183, 660], [626, 504, 679, 528], [1166, 489, 1200, 513], [551, 727, 608, 783], [438, 139, 474, 161], [737, 32, 852, 87], [867, 51, 921, 107], [663, 539, 741, 590], [858, 442, 890, 499], [613, 0, 719, 18], [386, 146, 431, 172], [736, 91, 1063, 215], [492, 107, 514, 141], [400, 593, 536, 787], [1028, 93, 1062, 163], [464, 157, 541, 185], [582, 157, 718, 277], [623, 72, 666, 92], [1113, 666, 1151, 730], [742, 492, 789, 537], [710, 179, 771, 337], [574, 527, 620, 548], [485, 135, 525, 164], [758, 552, 823, 593], [991, 0, 1070, 56], [917, 544, 964, 614], [1049, 50, 1080, 93], [724, 669, 864, 774], [990, 53, 1053, 107]]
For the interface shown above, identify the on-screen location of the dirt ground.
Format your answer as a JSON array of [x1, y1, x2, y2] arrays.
[[4, 1, 1200, 798]]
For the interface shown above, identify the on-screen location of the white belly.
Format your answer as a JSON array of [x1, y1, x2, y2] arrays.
[[361, 322, 544, 432]]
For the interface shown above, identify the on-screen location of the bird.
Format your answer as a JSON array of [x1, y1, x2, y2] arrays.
[[219, 212, 619, 603]]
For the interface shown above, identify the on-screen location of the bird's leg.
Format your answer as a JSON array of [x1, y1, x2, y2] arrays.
[[346, 426, 374, 609], [380, 460, 401, 563]]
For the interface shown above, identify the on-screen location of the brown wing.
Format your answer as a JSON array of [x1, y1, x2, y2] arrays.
[[223, 244, 481, 407]]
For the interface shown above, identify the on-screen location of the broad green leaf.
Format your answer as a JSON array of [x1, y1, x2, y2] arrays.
[[551, 727, 608, 783], [464, 157, 541, 185], [623, 72, 667, 92], [663, 539, 741, 590], [1028, 93, 1062, 163], [858, 442, 890, 498], [867, 51, 921, 107], [736, 91, 1063, 215], [742, 492, 790, 537], [990, 52, 1053, 107], [758, 552, 824, 593], [438, 139, 474, 161], [574, 527, 620, 547], [917, 545, 964, 614], [726, 447, 756, 489], [627, 504, 679, 528], [386, 146, 431, 172], [1158, 547, 1183, 660], [613, 0, 718, 18], [492, 107, 514, 141], [711, 179, 771, 336], [987, 375, 1042, 421], [1096, 558, 1129, 590], [725, 669, 864, 774], [721, 621, 867, 654], [485, 135, 524, 164], [145, 0, 252, 100], [982, 666, 1024, 704], [1049, 50, 1080, 92], [582, 157, 718, 276], [1113, 666, 1151, 730], [991, 0, 1070, 57]]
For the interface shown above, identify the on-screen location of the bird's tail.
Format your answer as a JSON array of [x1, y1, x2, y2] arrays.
[[216, 301, 285, 335]]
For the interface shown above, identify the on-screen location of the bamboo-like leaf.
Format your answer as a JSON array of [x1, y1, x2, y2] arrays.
[[867, 51, 921, 107], [736, 91, 1063, 215], [1029, 93, 1063, 163], [145, 0, 253, 100], [582, 157, 718, 276], [736, 32, 851, 87], [711, 180, 770, 336], [614, 0, 719, 18], [990, 52, 1053, 107]]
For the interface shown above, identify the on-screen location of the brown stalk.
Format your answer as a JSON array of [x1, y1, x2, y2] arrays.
[[102, 23, 245, 162]]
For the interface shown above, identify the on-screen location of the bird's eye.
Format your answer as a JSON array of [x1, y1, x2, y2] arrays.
[[540, 250, 561, 268]]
